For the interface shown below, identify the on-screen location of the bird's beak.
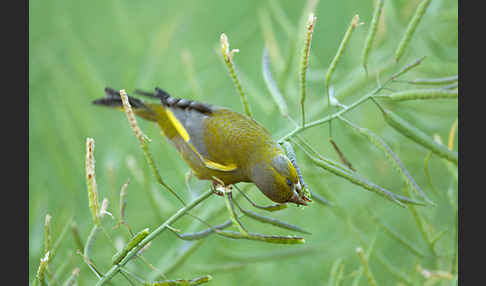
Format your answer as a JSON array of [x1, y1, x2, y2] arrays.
[[288, 181, 311, 206], [289, 191, 308, 205], [295, 181, 302, 194], [289, 181, 312, 206]]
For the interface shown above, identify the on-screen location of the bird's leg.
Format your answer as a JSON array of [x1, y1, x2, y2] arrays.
[[211, 181, 224, 196], [210, 176, 231, 197]]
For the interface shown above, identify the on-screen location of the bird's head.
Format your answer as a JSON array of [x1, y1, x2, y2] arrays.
[[250, 153, 311, 206]]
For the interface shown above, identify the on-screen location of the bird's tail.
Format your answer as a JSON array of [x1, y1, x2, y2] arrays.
[[92, 87, 165, 122]]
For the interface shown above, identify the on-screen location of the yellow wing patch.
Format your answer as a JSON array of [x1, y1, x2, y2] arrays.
[[204, 159, 238, 172], [188, 144, 238, 172], [165, 108, 237, 172], [166, 109, 190, 142]]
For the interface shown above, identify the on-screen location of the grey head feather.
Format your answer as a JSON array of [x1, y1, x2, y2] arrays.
[[271, 154, 292, 178], [250, 162, 283, 202]]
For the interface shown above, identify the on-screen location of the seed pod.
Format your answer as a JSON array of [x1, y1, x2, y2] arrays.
[[300, 14, 317, 126], [234, 200, 311, 234], [340, 117, 432, 204], [391, 56, 426, 80], [112, 228, 150, 265], [148, 275, 212, 286], [262, 47, 288, 117], [361, 0, 385, 73], [176, 220, 233, 241], [85, 138, 100, 225], [407, 75, 458, 85], [395, 0, 432, 62], [325, 14, 361, 91], [216, 230, 305, 245], [380, 108, 458, 165], [374, 89, 457, 102]]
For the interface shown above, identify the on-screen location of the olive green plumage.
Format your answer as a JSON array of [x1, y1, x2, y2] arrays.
[[93, 87, 310, 205]]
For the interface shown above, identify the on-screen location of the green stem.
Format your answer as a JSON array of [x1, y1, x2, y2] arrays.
[[277, 56, 425, 143], [95, 189, 213, 285], [278, 92, 373, 143], [223, 191, 247, 234]]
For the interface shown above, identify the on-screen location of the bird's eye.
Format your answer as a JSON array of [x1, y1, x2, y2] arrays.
[[286, 178, 292, 186]]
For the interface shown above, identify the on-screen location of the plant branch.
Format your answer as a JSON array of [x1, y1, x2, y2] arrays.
[[95, 189, 214, 285]]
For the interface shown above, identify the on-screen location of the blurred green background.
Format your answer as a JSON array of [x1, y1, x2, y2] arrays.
[[30, 0, 458, 285]]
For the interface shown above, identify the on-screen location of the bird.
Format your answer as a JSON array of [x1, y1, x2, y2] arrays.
[[93, 87, 311, 206]]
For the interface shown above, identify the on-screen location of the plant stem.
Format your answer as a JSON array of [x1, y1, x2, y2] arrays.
[[95, 189, 213, 285], [278, 56, 425, 143]]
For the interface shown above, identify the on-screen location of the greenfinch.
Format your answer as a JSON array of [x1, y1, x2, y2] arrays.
[[93, 87, 310, 205]]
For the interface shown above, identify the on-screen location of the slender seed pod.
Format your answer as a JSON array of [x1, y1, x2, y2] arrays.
[[442, 82, 458, 90], [391, 56, 426, 80], [309, 191, 332, 206], [119, 90, 150, 144], [339, 117, 433, 204], [356, 247, 378, 286], [215, 230, 305, 245], [84, 225, 100, 263], [85, 138, 100, 225], [148, 275, 212, 286], [379, 108, 458, 165], [395, 0, 432, 62], [262, 47, 288, 117], [35, 252, 50, 286], [71, 221, 84, 251], [295, 139, 426, 207], [325, 14, 361, 92], [300, 13, 317, 126], [374, 89, 457, 101], [176, 220, 233, 241], [220, 33, 252, 117], [44, 214, 52, 254], [112, 228, 150, 265], [119, 180, 130, 223], [408, 75, 458, 85], [234, 200, 311, 234], [361, 0, 385, 73], [234, 185, 288, 212]]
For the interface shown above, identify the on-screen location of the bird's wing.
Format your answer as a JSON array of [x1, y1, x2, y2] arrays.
[[146, 88, 238, 172], [168, 107, 238, 172]]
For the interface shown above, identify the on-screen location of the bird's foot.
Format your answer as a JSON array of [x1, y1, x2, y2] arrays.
[[211, 179, 232, 196]]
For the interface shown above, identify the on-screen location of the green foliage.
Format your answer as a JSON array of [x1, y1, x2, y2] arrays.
[[30, 0, 457, 285]]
